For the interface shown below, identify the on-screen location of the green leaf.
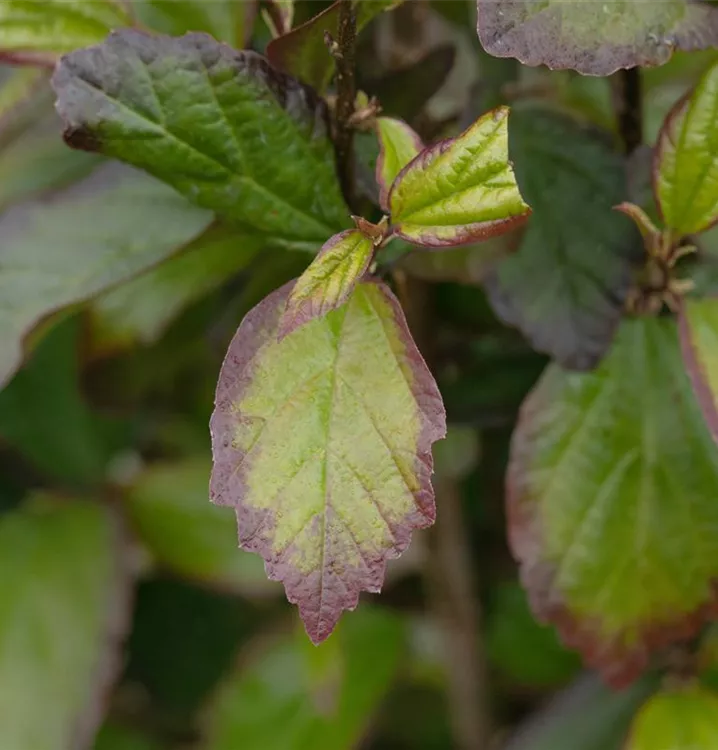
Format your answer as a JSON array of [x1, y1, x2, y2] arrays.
[[91, 224, 265, 351], [266, 0, 401, 93], [0, 0, 131, 64], [0, 317, 110, 485], [133, 0, 256, 48], [94, 724, 161, 750], [654, 59, 718, 236], [508, 316, 718, 685], [388, 106, 531, 248], [678, 297, 718, 443], [376, 117, 423, 211], [627, 685, 718, 750], [278, 229, 376, 338], [126, 457, 280, 597], [0, 163, 212, 389], [203, 608, 405, 750], [210, 281, 446, 642], [52, 30, 348, 249], [477, 0, 718, 76], [0, 496, 131, 749], [484, 107, 640, 370]]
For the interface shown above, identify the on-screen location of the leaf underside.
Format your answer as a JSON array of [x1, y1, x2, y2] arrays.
[[388, 106, 531, 248], [52, 30, 348, 249], [477, 0, 718, 76], [654, 59, 718, 236], [484, 107, 640, 371], [508, 317, 718, 686], [210, 281, 446, 643]]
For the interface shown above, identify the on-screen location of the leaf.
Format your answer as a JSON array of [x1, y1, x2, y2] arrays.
[[52, 30, 348, 249], [477, 0, 718, 77], [126, 457, 280, 597], [0, 495, 132, 750], [484, 107, 640, 370], [0, 0, 131, 65], [654, 59, 718, 236], [0, 163, 213, 389], [91, 224, 265, 351], [388, 106, 531, 248], [133, 0, 257, 48], [678, 297, 718, 443], [508, 316, 718, 685], [210, 281, 446, 642], [626, 685, 718, 750], [94, 724, 161, 750], [376, 117, 423, 212], [203, 608, 405, 750], [264, 0, 294, 36], [266, 0, 402, 93], [0, 317, 110, 485], [278, 229, 376, 338]]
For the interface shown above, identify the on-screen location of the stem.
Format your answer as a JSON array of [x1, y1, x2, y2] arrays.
[[613, 68, 643, 155], [333, 0, 358, 211]]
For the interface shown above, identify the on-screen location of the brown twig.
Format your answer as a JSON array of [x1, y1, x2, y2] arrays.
[[330, 0, 358, 212], [613, 68, 643, 155]]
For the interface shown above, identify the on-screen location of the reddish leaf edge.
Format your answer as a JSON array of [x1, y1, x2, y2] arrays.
[[678, 299, 718, 445], [506, 371, 718, 688], [276, 229, 377, 340], [209, 280, 446, 644], [376, 117, 424, 213]]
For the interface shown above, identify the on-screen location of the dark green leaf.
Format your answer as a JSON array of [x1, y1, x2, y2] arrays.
[[52, 30, 348, 249], [477, 0, 718, 76], [508, 316, 718, 684], [485, 107, 640, 370]]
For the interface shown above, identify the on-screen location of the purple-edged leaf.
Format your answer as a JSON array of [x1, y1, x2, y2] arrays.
[[52, 30, 348, 249], [678, 297, 718, 444], [484, 107, 640, 370], [388, 106, 530, 249], [509, 316, 718, 686], [654, 59, 718, 236], [0, 0, 131, 65], [279, 229, 376, 338], [0, 495, 132, 749], [263, 0, 294, 36], [267, 0, 402, 93], [376, 117, 423, 212], [210, 281, 446, 643], [477, 0, 718, 77], [627, 686, 718, 750]]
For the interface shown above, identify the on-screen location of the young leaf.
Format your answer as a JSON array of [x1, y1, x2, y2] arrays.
[[203, 608, 405, 750], [133, 0, 257, 48], [0, 163, 212, 389], [210, 281, 446, 643], [0, 0, 131, 65], [654, 59, 718, 236], [387, 106, 531, 248], [626, 685, 718, 750], [91, 224, 265, 351], [376, 117, 423, 212], [127, 458, 279, 598], [678, 297, 718, 443], [477, 0, 718, 76], [0, 496, 132, 749], [267, 0, 401, 93], [278, 229, 376, 338], [508, 316, 718, 686], [484, 107, 640, 370], [52, 30, 348, 249]]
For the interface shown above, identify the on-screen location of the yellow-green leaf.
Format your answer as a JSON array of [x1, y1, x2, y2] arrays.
[[0, 0, 131, 64], [279, 229, 375, 338], [388, 106, 531, 248], [627, 685, 718, 750], [376, 117, 423, 211], [655, 59, 718, 236], [210, 281, 446, 642]]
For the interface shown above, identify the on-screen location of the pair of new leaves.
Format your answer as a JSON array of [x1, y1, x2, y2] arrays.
[[51, 29, 530, 643]]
